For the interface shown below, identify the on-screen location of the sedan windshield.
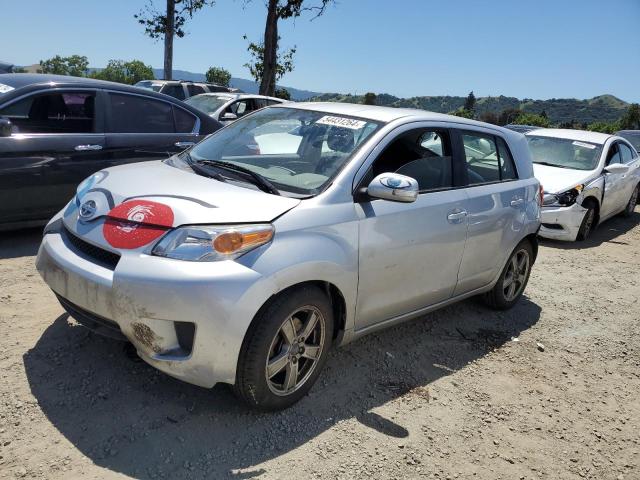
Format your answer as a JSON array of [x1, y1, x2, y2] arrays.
[[184, 94, 231, 115], [526, 135, 602, 171], [181, 107, 382, 196]]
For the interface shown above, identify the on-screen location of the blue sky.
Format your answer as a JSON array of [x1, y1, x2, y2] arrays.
[[3, 0, 640, 101]]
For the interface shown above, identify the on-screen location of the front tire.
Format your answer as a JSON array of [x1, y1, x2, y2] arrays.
[[234, 285, 334, 411], [576, 202, 596, 241], [484, 240, 533, 310], [622, 184, 639, 218]]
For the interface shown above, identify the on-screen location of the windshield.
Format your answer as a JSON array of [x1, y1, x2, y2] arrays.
[[184, 94, 231, 114], [178, 107, 382, 196], [526, 135, 602, 171], [135, 81, 162, 92]]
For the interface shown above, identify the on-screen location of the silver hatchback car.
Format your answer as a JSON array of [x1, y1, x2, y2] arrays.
[[37, 103, 541, 410]]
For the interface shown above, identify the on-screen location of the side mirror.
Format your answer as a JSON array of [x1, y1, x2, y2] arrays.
[[604, 163, 629, 174], [220, 112, 238, 122], [366, 172, 419, 203], [0, 117, 12, 137]]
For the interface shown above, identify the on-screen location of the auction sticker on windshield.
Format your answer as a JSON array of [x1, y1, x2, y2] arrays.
[[316, 116, 367, 130], [0, 84, 14, 94], [572, 141, 596, 149]]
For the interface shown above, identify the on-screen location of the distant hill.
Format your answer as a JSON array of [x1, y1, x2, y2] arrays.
[[152, 69, 319, 101], [310, 92, 630, 125]]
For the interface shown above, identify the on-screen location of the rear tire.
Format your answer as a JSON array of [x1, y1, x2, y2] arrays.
[[576, 202, 596, 241], [234, 285, 334, 411], [622, 184, 639, 218], [484, 240, 533, 310]]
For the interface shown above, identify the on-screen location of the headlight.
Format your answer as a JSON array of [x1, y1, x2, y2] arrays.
[[543, 184, 584, 207], [152, 224, 274, 261]]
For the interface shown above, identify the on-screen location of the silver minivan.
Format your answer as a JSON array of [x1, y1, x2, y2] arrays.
[[37, 103, 541, 410]]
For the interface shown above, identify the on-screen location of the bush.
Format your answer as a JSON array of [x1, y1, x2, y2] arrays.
[[205, 66, 231, 87]]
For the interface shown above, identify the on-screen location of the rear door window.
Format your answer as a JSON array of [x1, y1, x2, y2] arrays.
[[0, 91, 97, 134], [187, 84, 206, 96], [162, 84, 185, 100], [108, 93, 174, 133], [462, 132, 500, 184], [173, 106, 197, 133]]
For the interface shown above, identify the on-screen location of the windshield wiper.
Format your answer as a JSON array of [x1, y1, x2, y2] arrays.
[[534, 161, 569, 169], [183, 152, 227, 183], [197, 160, 280, 196]]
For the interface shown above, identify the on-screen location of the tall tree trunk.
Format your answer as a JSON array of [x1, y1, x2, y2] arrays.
[[164, 0, 175, 80], [259, 0, 278, 96]]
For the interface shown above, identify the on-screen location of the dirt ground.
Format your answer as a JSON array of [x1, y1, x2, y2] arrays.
[[0, 208, 639, 480]]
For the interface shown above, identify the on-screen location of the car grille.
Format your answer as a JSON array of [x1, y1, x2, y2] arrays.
[[62, 226, 121, 270]]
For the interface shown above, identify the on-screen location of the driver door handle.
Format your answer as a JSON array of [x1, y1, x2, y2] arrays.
[[510, 198, 525, 208], [175, 141, 195, 148], [447, 210, 468, 224], [75, 144, 103, 151]]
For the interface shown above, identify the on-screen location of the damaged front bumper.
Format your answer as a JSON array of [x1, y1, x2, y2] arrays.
[[36, 227, 275, 388], [538, 202, 588, 241]]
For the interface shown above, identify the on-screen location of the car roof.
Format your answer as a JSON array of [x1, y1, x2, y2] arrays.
[[273, 101, 517, 130], [525, 128, 612, 145], [192, 92, 284, 102], [0, 73, 170, 96]]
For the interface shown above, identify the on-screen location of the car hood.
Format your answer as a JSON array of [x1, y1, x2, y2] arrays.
[[62, 160, 300, 252], [532, 164, 599, 194]]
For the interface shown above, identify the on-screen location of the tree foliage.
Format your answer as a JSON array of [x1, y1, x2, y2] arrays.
[[39, 55, 89, 77], [251, 0, 333, 96], [587, 121, 620, 134], [205, 66, 232, 86], [512, 112, 550, 128], [363, 92, 377, 105], [90, 59, 155, 85], [274, 87, 291, 100], [463, 91, 476, 112], [243, 36, 296, 86], [135, 0, 215, 79], [452, 108, 474, 119], [620, 103, 640, 130]]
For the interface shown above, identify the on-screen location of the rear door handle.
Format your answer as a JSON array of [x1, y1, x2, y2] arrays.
[[510, 198, 525, 208], [174, 141, 195, 148], [447, 210, 468, 224], [75, 144, 103, 151]]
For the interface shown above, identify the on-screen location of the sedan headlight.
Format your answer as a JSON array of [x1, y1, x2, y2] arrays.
[[543, 184, 584, 207], [152, 224, 274, 261]]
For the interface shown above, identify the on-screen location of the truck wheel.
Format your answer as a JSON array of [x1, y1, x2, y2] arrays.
[[484, 240, 533, 310], [234, 285, 333, 411]]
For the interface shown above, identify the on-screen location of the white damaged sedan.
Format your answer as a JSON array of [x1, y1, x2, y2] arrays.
[[527, 129, 640, 241]]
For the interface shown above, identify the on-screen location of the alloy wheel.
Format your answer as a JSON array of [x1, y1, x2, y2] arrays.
[[502, 249, 530, 302], [265, 306, 326, 396]]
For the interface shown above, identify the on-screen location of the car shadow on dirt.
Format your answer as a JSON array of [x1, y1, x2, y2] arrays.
[[541, 209, 639, 250], [24, 296, 541, 479], [0, 227, 42, 260]]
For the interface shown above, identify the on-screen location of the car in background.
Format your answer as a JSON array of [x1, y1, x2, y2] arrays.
[[526, 129, 640, 241], [615, 130, 640, 152], [0, 73, 222, 230], [504, 124, 543, 134], [37, 103, 540, 410], [185, 93, 286, 124], [134, 79, 235, 100]]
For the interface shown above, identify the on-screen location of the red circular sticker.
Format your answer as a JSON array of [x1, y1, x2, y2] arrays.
[[103, 200, 174, 249]]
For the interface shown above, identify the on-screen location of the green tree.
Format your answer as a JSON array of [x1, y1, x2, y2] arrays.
[[135, 0, 215, 80], [91, 59, 155, 85], [463, 91, 476, 112], [39, 55, 89, 77], [363, 92, 377, 105], [513, 112, 550, 128], [620, 103, 640, 130], [479, 111, 499, 125], [497, 108, 522, 126], [205, 66, 232, 86], [12, 66, 27, 73], [251, 0, 333, 96], [243, 36, 296, 88], [587, 121, 620, 134], [274, 87, 291, 100], [453, 108, 474, 119]]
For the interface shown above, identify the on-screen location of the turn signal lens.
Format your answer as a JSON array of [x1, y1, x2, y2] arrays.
[[213, 228, 273, 254]]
